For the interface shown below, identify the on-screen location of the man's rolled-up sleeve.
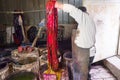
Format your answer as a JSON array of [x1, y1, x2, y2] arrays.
[[63, 4, 83, 23]]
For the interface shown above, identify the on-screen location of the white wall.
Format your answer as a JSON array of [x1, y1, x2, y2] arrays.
[[83, 0, 120, 62], [6, 26, 14, 43]]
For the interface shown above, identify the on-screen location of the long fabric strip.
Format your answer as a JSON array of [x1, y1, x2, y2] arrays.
[[46, 0, 59, 71]]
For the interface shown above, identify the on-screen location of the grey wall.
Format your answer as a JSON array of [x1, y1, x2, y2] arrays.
[[0, 0, 82, 26], [0, 0, 82, 44]]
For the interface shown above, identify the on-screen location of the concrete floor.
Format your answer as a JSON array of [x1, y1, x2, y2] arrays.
[[90, 64, 117, 80], [0, 41, 118, 80]]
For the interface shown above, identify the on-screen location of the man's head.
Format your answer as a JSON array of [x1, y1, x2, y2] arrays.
[[78, 6, 87, 13]]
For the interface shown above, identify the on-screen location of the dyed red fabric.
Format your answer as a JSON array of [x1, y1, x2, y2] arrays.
[[46, 0, 59, 71]]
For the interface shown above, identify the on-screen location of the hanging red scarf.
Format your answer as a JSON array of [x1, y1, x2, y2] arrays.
[[46, 0, 59, 71]]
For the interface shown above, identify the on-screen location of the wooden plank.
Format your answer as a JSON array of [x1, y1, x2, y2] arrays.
[[69, 0, 75, 5], [2, 0, 8, 25], [19, 0, 24, 10], [29, 0, 35, 25], [45, 0, 48, 6], [63, 0, 69, 24], [75, 0, 82, 7], [7, 0, 16, 42], [22, 0, 27, 11], [9, 0, 15, 11], [79, 0, 82, 6], [21, 0, 28, 25], [40, 0, 45, 9], [32, 0, 36, 25], [8, 0, 14, 26], [57, 0, 63, 24], [32, 0, 40, 25], [4, 0, 9, 25], [17, 0, 22, 10], [68, 0, 75, 24], [37, 0, 41, 22], [0, 0, 4, 24], [23, 0, 36, 26], [0, 0, 15, 26], [0, 0, 2, 11], [72, 0, 82, 24], [44, 0, 48, 21], [14, 0, 20, 11], [68, 0, 75, 23], [39, 0, 46, 21], [25, 0, 35, 25]]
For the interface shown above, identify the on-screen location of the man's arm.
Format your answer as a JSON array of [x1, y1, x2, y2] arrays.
[[55, 1, 84, 23]]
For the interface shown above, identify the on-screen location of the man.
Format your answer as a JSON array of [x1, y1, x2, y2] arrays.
[[55, 1, 96, 80]]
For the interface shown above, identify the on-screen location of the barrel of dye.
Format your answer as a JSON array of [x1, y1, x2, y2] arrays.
[[13, 57, 39, 74], [39, 47, 61, 67], [63, 51, 82, 80], [0, 51, 12, 80], [5, 71, 37, 80], [0, 51, 11, 62], [0, 62, 9, 80], [63, 51, 73, 80], [11, 48, 39, 61], [0, 51, 11, 57], [63, 51, 72, 63]]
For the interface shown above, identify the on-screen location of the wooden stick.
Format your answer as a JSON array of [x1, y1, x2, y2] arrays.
[[18, 15, 28, 43], [21, 24, 28, 43], [32, 27, 42, 47]]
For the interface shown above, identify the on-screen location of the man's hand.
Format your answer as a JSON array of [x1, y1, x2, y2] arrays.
[[55, 1, 63, 10]]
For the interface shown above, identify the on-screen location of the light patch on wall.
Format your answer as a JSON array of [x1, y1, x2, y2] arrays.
[[84, 0, 120, 63], [6, 26, 14, 43]]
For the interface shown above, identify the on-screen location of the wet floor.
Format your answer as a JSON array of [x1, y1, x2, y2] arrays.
[[90, 63, 117, 80]]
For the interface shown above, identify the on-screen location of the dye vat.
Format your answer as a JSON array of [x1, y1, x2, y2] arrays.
[[11, 48, 39, 61], [5, 71, 37, 80], [0, 62, 9, 80], [0, 51, 11, 57], [0, 51, 11, 62], [39, 48, 61, 66], [13, 57, 39, 74]]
